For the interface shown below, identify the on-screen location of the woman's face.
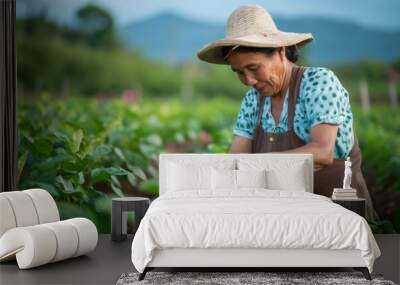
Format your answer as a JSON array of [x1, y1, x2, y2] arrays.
[[227, 48, 287, 97]]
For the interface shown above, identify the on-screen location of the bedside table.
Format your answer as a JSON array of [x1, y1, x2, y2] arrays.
[[331, 197, 366, 218], [112, 197, 150, 242]]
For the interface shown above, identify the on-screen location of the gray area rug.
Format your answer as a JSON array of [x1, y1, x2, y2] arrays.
[[116, 271, 396, 285]]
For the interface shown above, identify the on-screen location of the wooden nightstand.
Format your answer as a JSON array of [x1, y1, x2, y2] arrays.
[[331, 198, 366, 218]]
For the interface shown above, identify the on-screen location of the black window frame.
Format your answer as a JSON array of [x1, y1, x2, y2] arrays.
[[0, 0, 17, 192]]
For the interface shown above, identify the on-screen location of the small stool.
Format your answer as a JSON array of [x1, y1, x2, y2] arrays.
[[111, 197, 150, 242]]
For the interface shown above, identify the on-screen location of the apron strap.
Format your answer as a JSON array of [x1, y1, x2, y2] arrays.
[[255, 94, 266, 130], [288, 65, 305, 131]]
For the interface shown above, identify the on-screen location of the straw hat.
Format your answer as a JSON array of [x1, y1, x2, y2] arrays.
[[197, 5, 314, 64]]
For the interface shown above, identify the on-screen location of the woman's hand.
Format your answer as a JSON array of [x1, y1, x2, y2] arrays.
[[283, 123, 338, 170], [229, 123, 338, 171], [313, 163, 325, 172], [229, 135, 252, 153]]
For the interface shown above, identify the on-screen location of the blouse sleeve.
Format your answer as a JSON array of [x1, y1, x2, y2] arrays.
[[233, 89, 259, 140], [303, 68, 349, 128]]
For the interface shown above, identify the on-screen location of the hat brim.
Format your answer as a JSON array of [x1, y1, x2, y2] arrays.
[[197, 31, 314, 64]]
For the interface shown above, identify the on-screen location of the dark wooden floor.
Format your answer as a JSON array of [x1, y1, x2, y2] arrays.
[[1, 234, 398, 285], [0, 234, 135, 285]]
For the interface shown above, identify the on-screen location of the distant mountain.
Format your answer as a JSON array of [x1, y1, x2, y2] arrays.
[[119, 12, 400, 65], [119, 12, 221, 63]]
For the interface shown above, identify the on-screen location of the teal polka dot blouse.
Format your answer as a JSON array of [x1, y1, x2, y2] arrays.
[[233, 67, 354, 158]]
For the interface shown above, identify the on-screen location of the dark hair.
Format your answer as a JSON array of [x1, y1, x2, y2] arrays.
[[221, 45, 299, 63]]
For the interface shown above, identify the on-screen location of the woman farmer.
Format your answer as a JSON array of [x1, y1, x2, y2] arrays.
[[197, 5, 377, 220]]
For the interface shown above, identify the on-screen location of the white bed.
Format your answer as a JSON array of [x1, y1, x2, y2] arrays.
[[131, 153, 380, 280]]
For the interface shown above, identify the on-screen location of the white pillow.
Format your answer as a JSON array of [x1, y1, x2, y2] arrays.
[[167, 162, 211, 191], [236, 169, 267, 188], [211, 168, 236, 190], [211, 168, 267, 191], [237, 158, 308, 192], [267, 168, 306, 191], [166, 159, 236, 192]]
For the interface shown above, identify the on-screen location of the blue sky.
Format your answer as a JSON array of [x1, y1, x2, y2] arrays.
[[17, 0, 400, 31]]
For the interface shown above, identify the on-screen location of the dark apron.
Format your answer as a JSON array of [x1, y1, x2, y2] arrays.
[[251, 65, 378, 221]]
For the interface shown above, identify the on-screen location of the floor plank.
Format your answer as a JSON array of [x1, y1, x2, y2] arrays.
[[374, 234, 400, 284]]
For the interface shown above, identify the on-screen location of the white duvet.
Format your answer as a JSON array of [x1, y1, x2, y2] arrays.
[[131, 190, 380, 273]]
